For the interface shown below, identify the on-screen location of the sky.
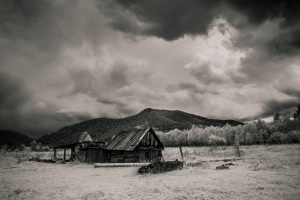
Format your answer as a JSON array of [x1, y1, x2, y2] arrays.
[[1, 0, 300, 138]]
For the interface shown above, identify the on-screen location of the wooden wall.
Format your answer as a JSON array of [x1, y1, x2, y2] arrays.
[[78, 148, 162, 163], [78, 148, 107, 163], [109, 149, 162, 163]]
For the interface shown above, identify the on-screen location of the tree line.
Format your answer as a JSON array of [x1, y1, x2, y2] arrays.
[[157, 115, 300, 147]]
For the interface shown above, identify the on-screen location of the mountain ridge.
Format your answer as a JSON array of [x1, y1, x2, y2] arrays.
[[0, 130, 34, 149], [38, 108, 243, 146]]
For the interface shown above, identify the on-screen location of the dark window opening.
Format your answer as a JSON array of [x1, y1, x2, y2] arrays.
[[145, 151, 150, 160]]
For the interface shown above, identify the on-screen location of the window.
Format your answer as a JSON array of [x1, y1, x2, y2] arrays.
[[145, 151, 150, 160]]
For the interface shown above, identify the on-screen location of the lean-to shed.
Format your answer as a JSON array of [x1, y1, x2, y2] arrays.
[[53, 132, 95, 161]]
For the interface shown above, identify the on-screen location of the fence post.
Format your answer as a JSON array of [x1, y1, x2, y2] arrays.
[[179, 146, 184, 161]]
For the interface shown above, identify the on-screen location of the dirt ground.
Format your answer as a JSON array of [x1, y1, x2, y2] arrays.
[[1, 145, 300, 200]]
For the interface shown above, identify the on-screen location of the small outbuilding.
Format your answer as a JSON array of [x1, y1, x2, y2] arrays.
[[53, 131, 95, 161]]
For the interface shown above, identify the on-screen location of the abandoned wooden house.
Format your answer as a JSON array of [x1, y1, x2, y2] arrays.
[[104, 127, 164, 163], [53, 127, 164, 163]]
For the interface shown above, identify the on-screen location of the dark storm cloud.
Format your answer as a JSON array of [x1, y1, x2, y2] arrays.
[[226, 0, 300, 26], [107, 0, 300, 47], [0, 71, 93, 137], [279, 88, 300, 100], [0, 72, 29, 133], [225, 0, 300, 57], [0, 0, 121, 137], [0, 72, 29, 110], [1, 99, 93, 138], [0, 73, 54, 137], [102, 0, 223, 40], [260, 99, 299, 118], [0, 0, 49, 37], [0, 0, 64, 52], [0, 0, 110, 53]]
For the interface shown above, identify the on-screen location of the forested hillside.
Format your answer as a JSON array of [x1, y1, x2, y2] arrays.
[[38, 108, 243, 146], [0, 130, 33, 149]]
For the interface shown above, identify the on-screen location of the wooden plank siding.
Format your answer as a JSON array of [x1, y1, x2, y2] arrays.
[[78, 148, 107, 163]]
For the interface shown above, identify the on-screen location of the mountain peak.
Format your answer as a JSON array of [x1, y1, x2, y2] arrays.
[[139, 108, 156, 114], [141, 107, 153, 112]]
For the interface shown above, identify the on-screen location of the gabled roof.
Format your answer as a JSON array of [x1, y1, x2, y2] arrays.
[[105, 127, 164, 151]]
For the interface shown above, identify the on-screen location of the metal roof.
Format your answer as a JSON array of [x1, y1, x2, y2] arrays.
[[105, 127, 164, 151]]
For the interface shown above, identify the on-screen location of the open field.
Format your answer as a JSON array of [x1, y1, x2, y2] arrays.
[[1, 145, 300, 200]]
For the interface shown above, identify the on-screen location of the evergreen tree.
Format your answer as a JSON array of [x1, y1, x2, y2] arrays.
[[273, 112, 280, 121], [294, 104, 300, 119]]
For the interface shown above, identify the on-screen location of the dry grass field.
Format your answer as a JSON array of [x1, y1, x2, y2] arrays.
[[1, 145, 299, 200]]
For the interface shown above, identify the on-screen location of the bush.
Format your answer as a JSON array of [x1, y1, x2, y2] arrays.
[[234, 142, 243, 157], [267, 132, 288, 144], [287, 130, 300, 143], [30, 140, 41, 151], [41, 146, 50, 152], [18, 144, 26, 151], [1, 144, 8, 151]]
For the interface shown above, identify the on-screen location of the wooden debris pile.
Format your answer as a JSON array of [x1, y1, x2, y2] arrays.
[[138, 160, 184, 174], [28, 157, 56, 163], [216, 164, 230, 170]]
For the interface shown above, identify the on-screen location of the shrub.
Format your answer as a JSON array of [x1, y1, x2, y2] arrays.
[[267, 132, 287, 144], [18, 144, 26, 151], [41, 146, 50, 152], [1, 144, 8, 151], [250, 161, 259, 171], [287, 130, 300, 143], [234, 142, 243, 157], [30, 140, 41, 151]]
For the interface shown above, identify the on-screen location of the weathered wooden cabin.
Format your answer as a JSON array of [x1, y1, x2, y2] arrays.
[[53, 127, 164, 163], [104, 127, 164, 163]]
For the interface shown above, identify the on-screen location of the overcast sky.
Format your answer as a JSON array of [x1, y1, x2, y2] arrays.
[[1, 0, 300, 138]]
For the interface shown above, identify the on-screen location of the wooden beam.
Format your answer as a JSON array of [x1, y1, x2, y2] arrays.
[[71, 146, 75, 160], [54, 148, 57, 160], [179, 146, 184, 161], [94, 162, 150, 168], [63, 147, 67, 162]]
